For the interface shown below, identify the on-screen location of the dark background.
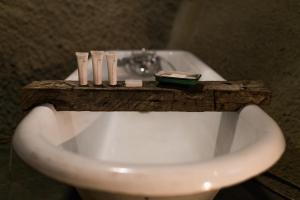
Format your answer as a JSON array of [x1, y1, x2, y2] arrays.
[[0, 0, 299, 199]]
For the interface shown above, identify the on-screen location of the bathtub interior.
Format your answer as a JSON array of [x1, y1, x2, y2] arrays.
[[36, 51, 264, 165], [56, 110, 260, 165]]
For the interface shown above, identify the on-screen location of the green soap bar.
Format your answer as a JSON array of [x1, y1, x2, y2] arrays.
[[154, 70, 201, 86]]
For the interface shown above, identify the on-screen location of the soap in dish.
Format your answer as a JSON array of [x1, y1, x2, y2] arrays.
[[155, 70, 201, 86]]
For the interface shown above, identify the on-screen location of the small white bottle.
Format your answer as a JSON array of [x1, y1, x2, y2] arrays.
[[90, 51, 104, 85], [106, 52, 118, 86], [75, 52, 89, 86]]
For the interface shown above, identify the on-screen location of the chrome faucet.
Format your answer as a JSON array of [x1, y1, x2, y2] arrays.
[[118, 49, 175, 76]]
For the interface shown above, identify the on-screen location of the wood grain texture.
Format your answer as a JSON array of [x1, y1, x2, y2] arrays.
[[22, 80, 271, 111]]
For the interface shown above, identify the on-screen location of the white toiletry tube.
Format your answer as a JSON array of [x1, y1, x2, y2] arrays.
[[90, 50, 104, 85], [106, 51, 118, 85], [76, 52, 89, 86]]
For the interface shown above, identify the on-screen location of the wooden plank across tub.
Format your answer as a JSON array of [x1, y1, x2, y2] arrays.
[[21, 80, 271, 112]]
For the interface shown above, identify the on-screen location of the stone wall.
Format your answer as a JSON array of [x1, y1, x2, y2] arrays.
[[0, 0, 299, 199], [0, 0, 181, 138], [168, 0, 300, 195]]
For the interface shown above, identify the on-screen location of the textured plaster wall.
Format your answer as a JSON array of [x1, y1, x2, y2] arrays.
[[0, 0, 299, 199], [0, 0, 181, 138], [169, 0, 300, 194], [0, 1, 182, 199]]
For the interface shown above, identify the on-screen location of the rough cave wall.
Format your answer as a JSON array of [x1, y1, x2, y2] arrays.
[[0, 0, 182, 199], [0, 0, 181, 137], [168, 0, 300, 195], [0, 0, 299, 199]]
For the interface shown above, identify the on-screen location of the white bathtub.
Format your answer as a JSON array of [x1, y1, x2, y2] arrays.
[[13, 51, 285, 200]]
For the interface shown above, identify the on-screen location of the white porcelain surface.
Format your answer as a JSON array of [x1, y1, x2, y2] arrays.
[[13, 51, 285, 199]]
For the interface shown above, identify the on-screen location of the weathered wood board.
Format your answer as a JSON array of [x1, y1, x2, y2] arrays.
[[21, 80, 271, 112]]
